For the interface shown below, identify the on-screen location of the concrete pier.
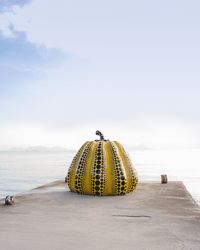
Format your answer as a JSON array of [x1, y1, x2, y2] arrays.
[[0, 181, 200, 250]]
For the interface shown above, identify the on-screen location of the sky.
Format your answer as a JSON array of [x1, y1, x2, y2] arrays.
[[0, 0, 200, 149]]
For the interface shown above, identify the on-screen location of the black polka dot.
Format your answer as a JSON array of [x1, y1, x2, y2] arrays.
[[95, 181, 100, 185]]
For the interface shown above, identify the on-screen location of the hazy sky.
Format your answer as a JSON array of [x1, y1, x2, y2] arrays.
[[0, 0, 200, 149]]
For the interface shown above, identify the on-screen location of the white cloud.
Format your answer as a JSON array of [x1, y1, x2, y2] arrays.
[[0, 0, 146, 89], [0, 0, 149, 60], [1, 0, 200, 83], [0, 13, 16, 37], [0, 1, 110, 54]]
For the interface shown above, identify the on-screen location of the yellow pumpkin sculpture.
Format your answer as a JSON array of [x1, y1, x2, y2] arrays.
[[67, 131, 138, 196]]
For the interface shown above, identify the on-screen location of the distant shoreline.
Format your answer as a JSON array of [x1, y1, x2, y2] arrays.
[[0, 146, 76, 153]]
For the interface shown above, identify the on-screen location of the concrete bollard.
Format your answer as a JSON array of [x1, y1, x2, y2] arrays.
[[161, 174, 168, 184]]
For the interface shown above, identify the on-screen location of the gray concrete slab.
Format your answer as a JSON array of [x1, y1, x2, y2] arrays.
[[0, 181, 200, 250]]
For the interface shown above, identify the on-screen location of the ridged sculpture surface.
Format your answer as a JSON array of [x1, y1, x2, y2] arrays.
[[67, 131, 138, 196]]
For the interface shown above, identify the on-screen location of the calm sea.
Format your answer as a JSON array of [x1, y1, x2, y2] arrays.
[[0, 148, 200, 205]]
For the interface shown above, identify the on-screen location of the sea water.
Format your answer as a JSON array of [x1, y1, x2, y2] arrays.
[[0, 148, 199, 205]]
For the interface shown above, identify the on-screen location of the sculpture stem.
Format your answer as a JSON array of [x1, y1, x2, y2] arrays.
[[96, 130, 105, 141]]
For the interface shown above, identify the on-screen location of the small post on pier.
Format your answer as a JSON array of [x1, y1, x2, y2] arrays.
[[161, 174, 168, 184]]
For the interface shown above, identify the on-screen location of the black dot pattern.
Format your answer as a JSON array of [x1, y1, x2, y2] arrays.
[[75, 142, 92, 194], [92, 142, 105, 196], [67, 140, 138, 196], [123, 149, 138, 192], [111, 142, 127, 195], [67, 143, 87, 187]]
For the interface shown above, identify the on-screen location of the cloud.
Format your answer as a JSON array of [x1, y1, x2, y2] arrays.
[[0, 31, 65, 69], [0, 0, 200, 148], [0, 0, 31, 11], [1, 0, 200, 86], [0, 0, 31, 36], [0, 30, 66, 95]]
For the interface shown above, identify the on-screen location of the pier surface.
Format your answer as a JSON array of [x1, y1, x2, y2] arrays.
[[0, 181, 200, 250]]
